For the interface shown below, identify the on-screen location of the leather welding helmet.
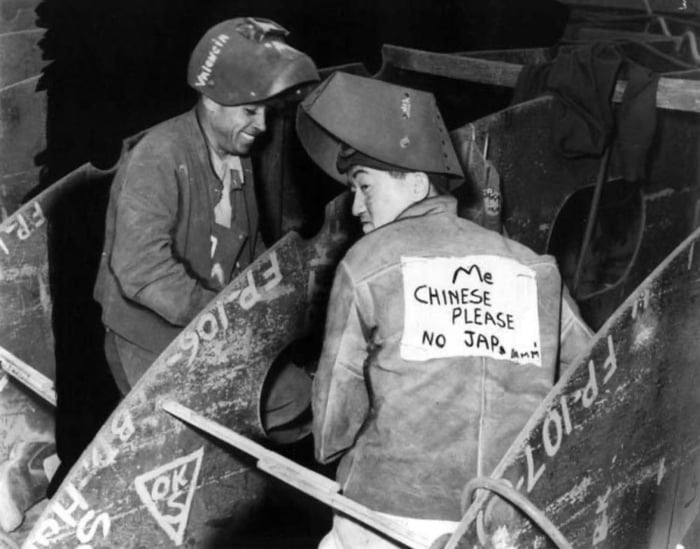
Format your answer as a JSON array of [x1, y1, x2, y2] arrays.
[[188, 17, 319, 106], [296, 72, 464, 186]]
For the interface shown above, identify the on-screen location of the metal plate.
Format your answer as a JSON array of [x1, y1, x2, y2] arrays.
[[0, 76, 47, 218], [448, 225, 700, 548], [24, 193, 357, 548], [451, 96, 700, 329], [0, 164, 114, 543], [0, 29, 46, 89], [0, 0, 39, 34]]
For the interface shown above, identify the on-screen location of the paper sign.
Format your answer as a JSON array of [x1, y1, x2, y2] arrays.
[[400, 255, 541, 366]]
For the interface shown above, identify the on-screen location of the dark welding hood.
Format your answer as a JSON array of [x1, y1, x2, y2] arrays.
[[296, 71, 464, 186], [188, 17, 319, 106]]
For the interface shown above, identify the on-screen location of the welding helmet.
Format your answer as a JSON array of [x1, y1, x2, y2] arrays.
[[296, 72, 463, 187], [188, 17, 319, 106]]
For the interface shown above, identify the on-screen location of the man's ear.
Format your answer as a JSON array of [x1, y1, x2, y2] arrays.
[[201, 95, 220, 114], [410, 172, 430, 201]]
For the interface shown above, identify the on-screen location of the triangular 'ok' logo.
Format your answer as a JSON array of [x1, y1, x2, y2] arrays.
[[134, 447, 204, 545]]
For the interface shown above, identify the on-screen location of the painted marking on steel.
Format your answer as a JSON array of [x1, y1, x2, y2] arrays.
[[25, 483, 111, 548], [177, 251, 284, 369], [134, 447, 204, 545], [632, 289, 650, 319], [0, 202, 46, 253], [658, 457, 667, 486], [523, 336, 618, 494], [592, 486, 612, 545], [111, 409, 135, 442]]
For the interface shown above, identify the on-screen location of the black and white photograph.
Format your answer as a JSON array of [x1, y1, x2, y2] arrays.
[[0, 0, 699, 547]]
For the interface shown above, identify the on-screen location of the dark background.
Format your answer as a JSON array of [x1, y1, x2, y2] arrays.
[[38, 0, 570, 179], [36, 0, 571, 501]]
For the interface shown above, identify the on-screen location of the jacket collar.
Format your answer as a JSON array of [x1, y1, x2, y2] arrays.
[[209, 147, 244, 185], [190, 107, 245, 186], [395, 194, 457, 222]]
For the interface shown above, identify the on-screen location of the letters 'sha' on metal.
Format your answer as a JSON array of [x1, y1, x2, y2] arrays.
[[23, 192, 357, 548]]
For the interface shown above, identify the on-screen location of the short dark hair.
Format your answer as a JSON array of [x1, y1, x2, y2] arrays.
[[428, 174, 449, 195], [387, 170, 448, 195], [387, 170, 408, 180]]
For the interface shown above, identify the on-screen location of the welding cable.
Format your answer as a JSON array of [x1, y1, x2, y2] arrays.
[[677, 30, 700, 64], [462, 477, 573, 549]]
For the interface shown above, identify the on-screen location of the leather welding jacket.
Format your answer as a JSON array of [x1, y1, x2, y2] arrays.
[[94, 109, 263, 355], [312, 195, 591, 521]]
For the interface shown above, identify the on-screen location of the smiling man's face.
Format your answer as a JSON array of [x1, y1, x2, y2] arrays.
[[203, 99, 267, 156]]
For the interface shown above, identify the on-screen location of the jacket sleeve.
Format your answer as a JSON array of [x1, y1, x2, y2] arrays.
[[110, 145, 217, 327], [312, 261, 371, 464], [559, 287, 594, 372]]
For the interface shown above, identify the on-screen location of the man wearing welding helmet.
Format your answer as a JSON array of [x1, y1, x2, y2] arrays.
[[297, 73, 592, 547], [95, 18, 319, 398]]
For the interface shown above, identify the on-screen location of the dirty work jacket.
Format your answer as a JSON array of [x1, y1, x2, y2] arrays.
[[312, 195, 592, 521], [94, 109, 263, 356]]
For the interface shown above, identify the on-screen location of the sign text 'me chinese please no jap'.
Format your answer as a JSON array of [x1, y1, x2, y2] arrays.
[[400, 255, 541, 366]]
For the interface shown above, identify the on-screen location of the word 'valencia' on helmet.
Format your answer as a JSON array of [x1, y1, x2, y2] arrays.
[[188, 17, 319, 106]]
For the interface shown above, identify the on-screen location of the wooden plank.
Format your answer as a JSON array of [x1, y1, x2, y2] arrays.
[[161, 401, 340, 493], [380, 44, 700, 112], [446, 223, 700, 548], [0, 344, 56, 406], [449, 41, 686, 76], [558, 0, 700, 13], [434, 47, 551, 66], [24, 192, 359, 548], [563, 27, 681, 44], [380, 45, 522, 88], [0, 29, 46, 89], [163, 401, 434, 549]]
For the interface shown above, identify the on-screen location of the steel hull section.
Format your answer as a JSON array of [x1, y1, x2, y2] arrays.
[[24, 194, 356, 548], [449, 224, 700, 549]]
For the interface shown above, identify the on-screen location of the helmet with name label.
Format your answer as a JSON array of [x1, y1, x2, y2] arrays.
[[188, 17, 319, 106], [296, 71, 464, 186]]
